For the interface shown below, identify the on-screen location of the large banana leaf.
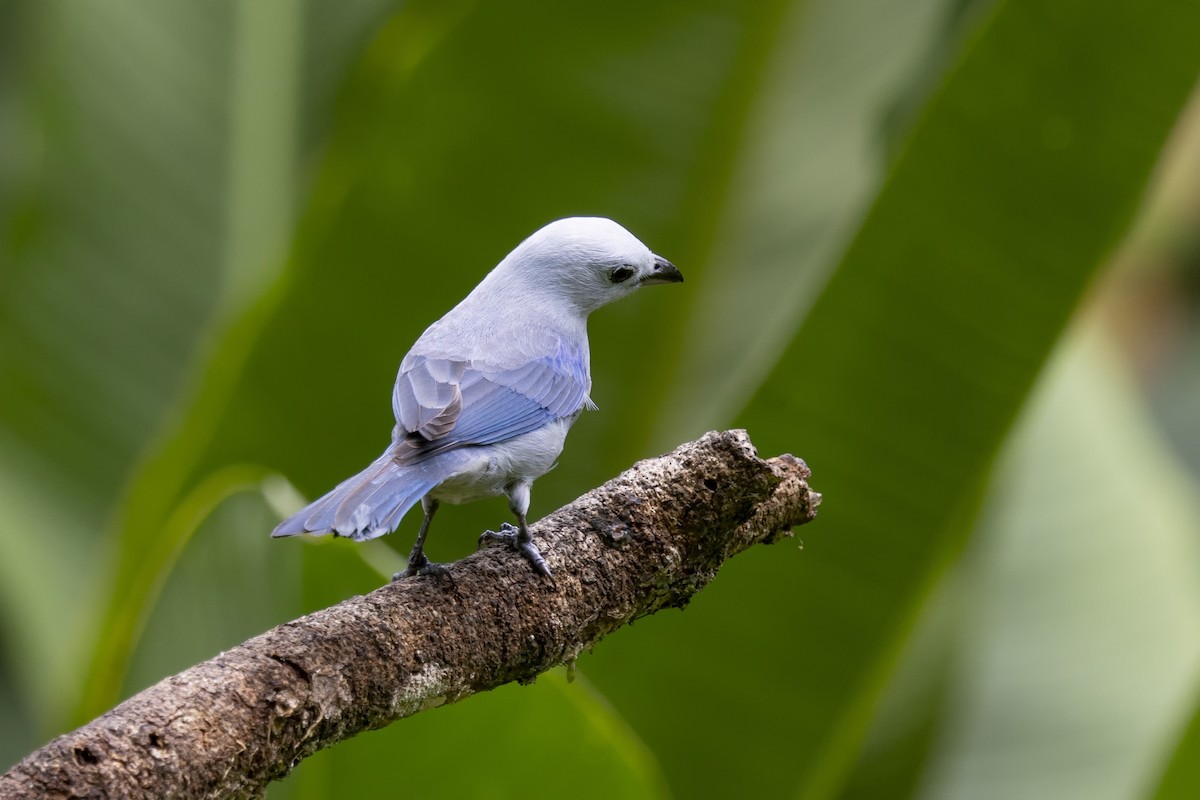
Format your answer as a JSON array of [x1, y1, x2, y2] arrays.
[[0, 0, 390, 763], [580, 0, 1200, 796], [0, 0, 235, 757], [4, 0, 1200, 798], [853, 323, 1200, 800]]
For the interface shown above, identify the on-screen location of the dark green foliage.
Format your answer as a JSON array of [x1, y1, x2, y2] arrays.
[[3, 1, 1200, 797]]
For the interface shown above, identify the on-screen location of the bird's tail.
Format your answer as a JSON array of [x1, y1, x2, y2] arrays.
[[271, 449, 449, 542]]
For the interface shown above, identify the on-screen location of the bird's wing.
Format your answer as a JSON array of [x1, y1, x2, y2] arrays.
[[391, 340, 590, 458], [390, 357, 467, 441]]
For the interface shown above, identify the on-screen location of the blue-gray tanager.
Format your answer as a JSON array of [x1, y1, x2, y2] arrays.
[[272, 217, 682, 580]]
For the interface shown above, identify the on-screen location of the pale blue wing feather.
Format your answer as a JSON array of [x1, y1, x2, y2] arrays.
[[392, 356, 465, 440], [391, 338, 590, 458]]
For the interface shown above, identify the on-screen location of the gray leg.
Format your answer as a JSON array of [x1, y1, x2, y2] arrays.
[[394, 497, 451, 581], [478, 481, 554, 581]]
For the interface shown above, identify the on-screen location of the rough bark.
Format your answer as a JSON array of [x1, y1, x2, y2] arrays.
[[0, 430, 820, 799]]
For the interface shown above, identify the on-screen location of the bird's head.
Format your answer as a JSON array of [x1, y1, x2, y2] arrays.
[[501, 217, 683, 314]]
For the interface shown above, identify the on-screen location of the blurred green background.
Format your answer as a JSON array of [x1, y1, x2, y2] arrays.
[[3, 0, 1200, 797]]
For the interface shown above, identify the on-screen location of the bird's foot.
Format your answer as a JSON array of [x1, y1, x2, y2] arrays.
[[479, 523, 555, 583], [393, 553, 453, 584], [478, 521, 520, 547]]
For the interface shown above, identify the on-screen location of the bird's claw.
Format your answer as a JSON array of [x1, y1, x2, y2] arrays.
[[479, 524, 555, 583], [478, 522, 520, 548], [517, 541, 555, 584], [393, 554, 454, 585]]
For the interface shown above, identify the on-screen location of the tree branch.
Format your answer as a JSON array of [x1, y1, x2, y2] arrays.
[[0, 430, 820, 799]]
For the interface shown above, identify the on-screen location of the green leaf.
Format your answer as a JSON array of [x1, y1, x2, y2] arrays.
[[860, 323, 1200, 799], [68, 0, 393, 723], [1152, 683, 1200, 800], [124, 490, 306, 697], [654, 0, 952, 442], [735, 1, 1200, 796], [0, 0, 395, 742], [582, 1, 1200, 798], [0, 0, 237, 749]]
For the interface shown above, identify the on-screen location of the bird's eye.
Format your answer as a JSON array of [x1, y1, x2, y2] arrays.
[[610, 265, 635, 284]]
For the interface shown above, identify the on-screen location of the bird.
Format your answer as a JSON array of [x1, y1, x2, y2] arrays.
[[271, 217, 683, 582]]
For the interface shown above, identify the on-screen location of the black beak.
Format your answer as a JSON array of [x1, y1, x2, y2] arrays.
[[640, 254, 683, 285]]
